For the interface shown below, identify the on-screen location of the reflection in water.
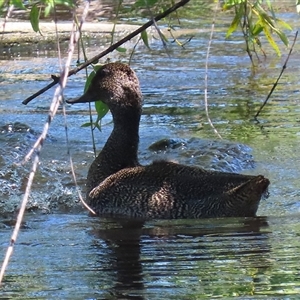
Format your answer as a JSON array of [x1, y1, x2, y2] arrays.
[[90, 217, 271, 299], [92, 219, 145, 299], [1, 214, 300, 298], [0, 2, 299, 298]]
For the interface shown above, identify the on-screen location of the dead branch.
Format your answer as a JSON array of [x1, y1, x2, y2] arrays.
[[0, 1, 94, 285], [204, 2, 222, 139], [254, 31, 298, 120], [22, 0, 190, 105]]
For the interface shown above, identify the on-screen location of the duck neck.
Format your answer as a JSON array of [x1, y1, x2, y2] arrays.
[[86, 107, 141, 194]]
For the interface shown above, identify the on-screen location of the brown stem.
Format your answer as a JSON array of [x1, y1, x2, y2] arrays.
[[22, 0, 190, 105], [254, 31, 298, 120]]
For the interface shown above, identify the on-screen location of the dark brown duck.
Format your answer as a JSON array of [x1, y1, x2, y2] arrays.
[[67, 62, 270, 219]]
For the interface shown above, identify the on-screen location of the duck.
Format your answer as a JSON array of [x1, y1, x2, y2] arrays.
[[67, 62, 270, 219]]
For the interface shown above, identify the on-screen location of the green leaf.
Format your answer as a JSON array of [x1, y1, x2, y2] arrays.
[[141, 30, 151, 49], [30, 4, 40, 33], [263, 26, 281, 56], [44, 3, 53, 17], [259, 12, 276, 30], [222, 0, 243, 10], [81, 122, 93, 128], [252, 22, 264, 36], [11, 0, 26, 10], [84, 65, 102, 93], [276, 19, 292, 31], [95, 101, 109, 119], [54, 0, 75, 6], [134, 0, 159, 8], [226, 4, 243, 38], [275, 30, 289, 47], [82, 67, 109, 130], [116, 47, 127, 53], [159, 31, 169, 43], [93, 122, 102, 131]]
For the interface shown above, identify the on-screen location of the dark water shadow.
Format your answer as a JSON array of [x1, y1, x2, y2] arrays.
[[89, 216, 271, 299]]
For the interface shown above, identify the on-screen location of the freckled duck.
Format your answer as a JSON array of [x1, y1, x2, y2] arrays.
[[67, 62, 270, 219]]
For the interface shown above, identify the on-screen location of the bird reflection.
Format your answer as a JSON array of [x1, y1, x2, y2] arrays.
[[90, 217, 271, 299]]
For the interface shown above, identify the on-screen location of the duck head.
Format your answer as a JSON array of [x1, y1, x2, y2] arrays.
[[67, 63, 143, 113]]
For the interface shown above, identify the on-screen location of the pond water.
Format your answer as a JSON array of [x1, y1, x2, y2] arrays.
[[0, 0, 300, 298]]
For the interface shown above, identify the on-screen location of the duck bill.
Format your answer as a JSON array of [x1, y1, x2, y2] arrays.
[[66, 90, 98, 104]]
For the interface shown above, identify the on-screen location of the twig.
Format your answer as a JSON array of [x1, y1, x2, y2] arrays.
[[0, 1, 94, 284], [1, 2, 14, 36], [254, 31, 298, 120], [22, 0, 190, 105], [204, 2, 222, 139]]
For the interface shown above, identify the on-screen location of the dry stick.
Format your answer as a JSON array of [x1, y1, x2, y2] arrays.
[[0, 3, 92, 284], [0, 3, 14, 34], [22, 0, 190, 105], [254, 31, 298, 120], [204, 2, 222, 139], [61, 1, 96, 215]]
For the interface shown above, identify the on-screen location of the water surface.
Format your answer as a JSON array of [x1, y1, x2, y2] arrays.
[[0, 1, 300, 298]]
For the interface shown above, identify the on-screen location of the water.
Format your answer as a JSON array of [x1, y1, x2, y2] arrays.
[[1, 1, 300, 298], [1, 214, 300, 299]]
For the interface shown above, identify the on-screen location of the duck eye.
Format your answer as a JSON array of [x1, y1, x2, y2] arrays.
[[101, 68, 111, 75]]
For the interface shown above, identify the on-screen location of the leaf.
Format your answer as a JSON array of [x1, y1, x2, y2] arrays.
[[141, 30, 151, 49], [159, 31, 169, 43], [275, 30, 289, 47], [226, 4, 243, 38], [95, 101, 109, 119], [30, 4, 40, 33], [222, 0, 244, 10], [116, 47, 127, 53], [44, 3, 53, 17], [84, 65, 102, 93], [82, 67, 109, 129], [11, 0, 26, 10], [93, 122, 102, 132], [252, 22, 264, 36], [134, 0, 159, 8], [81, 122, 93, 128], [263, 26, 281, 56], [276, 19, 292, 31]]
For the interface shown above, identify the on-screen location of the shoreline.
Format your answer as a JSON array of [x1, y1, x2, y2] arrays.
[[0, 20, 140, 44], [0, 19, 207, 45]]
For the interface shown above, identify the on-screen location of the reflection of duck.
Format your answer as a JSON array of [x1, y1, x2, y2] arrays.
[[67, 63, 270, 219]]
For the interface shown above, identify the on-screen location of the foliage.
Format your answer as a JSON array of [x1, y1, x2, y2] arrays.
[[223, 0, 292, 64], [0, 0, 294, 126], [0, 0, 75, 33], [80, 65, 109, 131]]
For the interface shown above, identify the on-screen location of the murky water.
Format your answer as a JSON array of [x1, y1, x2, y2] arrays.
[[1, 1, 300, 298]]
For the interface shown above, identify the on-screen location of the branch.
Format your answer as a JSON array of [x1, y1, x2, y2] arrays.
[[22, 0, 190, 105], [0, 1, 95, 284], [254, 31, 298, 120], [204, 1, 222, 139]]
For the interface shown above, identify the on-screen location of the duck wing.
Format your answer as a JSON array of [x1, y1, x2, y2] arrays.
[[88, 161, 269, 219]]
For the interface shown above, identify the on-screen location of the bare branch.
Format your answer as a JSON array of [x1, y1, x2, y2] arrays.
[[0, 1, 95, 284], [204, 2, 222, 139], [22, 0, 190, 105], [254, 31, 298, 120]]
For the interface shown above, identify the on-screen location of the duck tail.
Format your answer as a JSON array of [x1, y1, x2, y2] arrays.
[[225, 175, 270, 216]]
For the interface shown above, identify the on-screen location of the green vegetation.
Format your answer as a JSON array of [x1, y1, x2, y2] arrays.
[[223, 0, 292, 64], [0, 1, 293, 60], [0, 0, 295, 129]]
